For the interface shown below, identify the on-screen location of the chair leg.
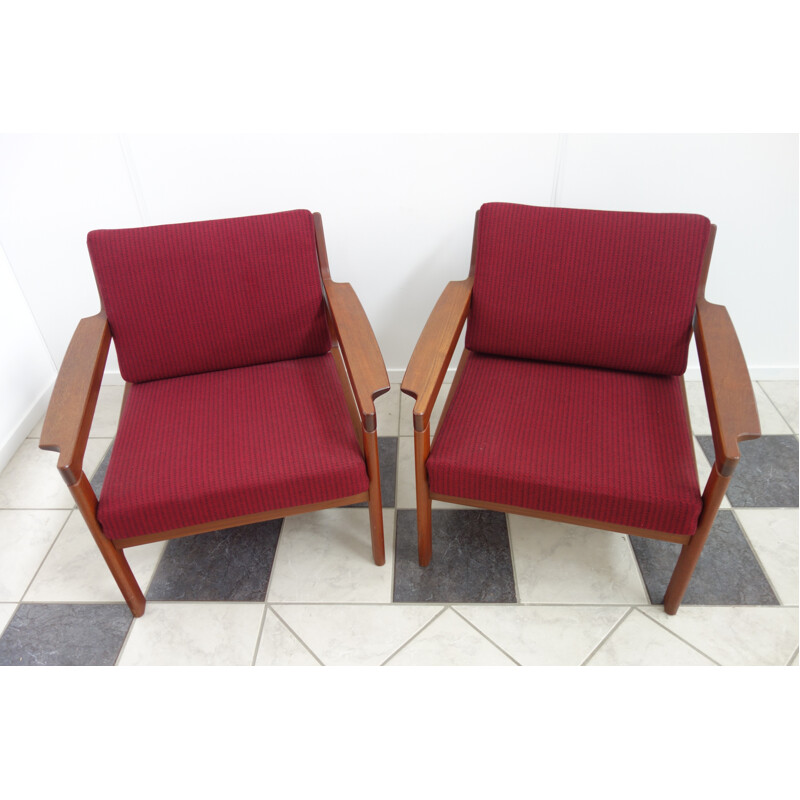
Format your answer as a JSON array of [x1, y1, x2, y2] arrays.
[[413, 426, 432, 566], [363, 428, 386, 566]]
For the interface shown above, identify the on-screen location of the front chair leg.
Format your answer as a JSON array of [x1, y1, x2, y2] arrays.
[[413, 425, 433, 566], [363, 428, 386, 566]]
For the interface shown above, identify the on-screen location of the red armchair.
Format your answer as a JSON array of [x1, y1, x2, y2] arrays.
[[40, 210, 389, 616], [401, 203, 760, 614]]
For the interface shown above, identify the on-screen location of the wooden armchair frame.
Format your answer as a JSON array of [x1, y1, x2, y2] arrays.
[[401, 217, 760, 615], [40, 213, 389, 617]]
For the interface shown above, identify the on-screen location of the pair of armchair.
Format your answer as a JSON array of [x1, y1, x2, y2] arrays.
[[40, 204, 759, 618]]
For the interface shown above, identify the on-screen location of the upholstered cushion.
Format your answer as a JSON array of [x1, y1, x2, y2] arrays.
[[427, 353, 702, 537], [87, 210, 331, 383], [97, 355, 367, 540], [465, 203, 710, 375]]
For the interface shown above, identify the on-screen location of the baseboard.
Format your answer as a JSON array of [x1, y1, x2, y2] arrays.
[[0, 380, 55, 473]]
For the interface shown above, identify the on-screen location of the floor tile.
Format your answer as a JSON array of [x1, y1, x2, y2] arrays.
[[0, 603, 132, 666], [586, 609, 715, 666], [117, 602, 264, 666], [146, 520, 282, 602], [790, 651, 799, 667], [0, 437, 111, 510], [508, 516, 649, 605], [385, 608, 515, 666], [698, 435, 798, 507], [267, 508, 395, 603], [394, 509, 516, 603], [254, 609, 320, 666], [685, 381, 792, 436], [273, 604, 441, 665], [630, 510, 778, 606], [693, 437, 730, 509], [641, 606, 800, 666], [24, 510, 165, 603], [735, 508, 799, 605], [0, 510, 69, 601], [759, 381, 799, 433], [349, 437, 397, 508], [375, 385, 401, 437], [454, 605, 627, 666], [0, 603, 17, 637]]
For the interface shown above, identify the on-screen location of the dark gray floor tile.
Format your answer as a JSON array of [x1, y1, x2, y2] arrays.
[[90, 440, 114, 495], [698, 435, 798, 507], [0, 604, 132, 666], [146, 520, 282, 602], [394, 509, 516, 603], [350, 436, 397, 508], [631, 510, 779, 606]]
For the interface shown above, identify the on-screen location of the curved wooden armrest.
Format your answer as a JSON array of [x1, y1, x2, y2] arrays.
[[694, 299, 760, 476], [401, 277, 473, 432], [39, 313, 111, 486], [323, 279, 390, 433]]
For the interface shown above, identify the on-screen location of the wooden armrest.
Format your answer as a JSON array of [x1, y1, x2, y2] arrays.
[[695, 299, 760, 476], [39, 313, 111, 486], [401, 277, 473, 432], [323, 279, 390, 433]]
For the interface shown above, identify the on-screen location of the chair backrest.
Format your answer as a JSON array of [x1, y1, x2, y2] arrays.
[[465, 203, 711, 375], [87, 209, 331, 382]]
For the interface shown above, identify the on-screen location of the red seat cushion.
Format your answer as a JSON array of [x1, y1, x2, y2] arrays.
[[466, 203, 710, 375], [97, 355, 368, 540], [427, 353, 702, 537], [87, 210, 331, 383]]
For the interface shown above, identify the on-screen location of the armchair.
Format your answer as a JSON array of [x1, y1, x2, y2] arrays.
[[401, 203, 760, 614], [40, 210, 389, 617]]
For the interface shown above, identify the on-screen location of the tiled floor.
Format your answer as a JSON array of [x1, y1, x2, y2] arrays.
[[0, 380, 797, 666]]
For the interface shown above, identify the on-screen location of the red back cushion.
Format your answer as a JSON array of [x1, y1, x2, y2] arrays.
[[87, 210, 331, 382], [465, 203, 711, 375]]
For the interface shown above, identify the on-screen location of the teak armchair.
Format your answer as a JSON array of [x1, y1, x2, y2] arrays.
[[40, 210, 389, 617], [401, 202, 760, 615]]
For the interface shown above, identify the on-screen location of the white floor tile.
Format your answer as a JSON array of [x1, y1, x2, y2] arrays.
[[587, 610, 715, 666], [118, 602, 264, 666], [759, 381, 799, 433], [375, 384, 400, 437], [254, 609, 319, 666], [385, 608, 515, 666], [24, 510, 165, 603], [455, 605, 628, 666], [0, 510, 69, 601], [508, 516, 649, 605], [0, 603, 17, 637], [641, 605, 800, 666], [735, 508, 799, 605], [693, 437, 731, 508], [790, 651, 799, 667], [267, 508, 395, 603], [273, 603, 441, 666]]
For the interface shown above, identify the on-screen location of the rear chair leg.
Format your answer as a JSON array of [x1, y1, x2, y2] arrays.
[[363, 428, 386, 566], [413, 425, 432, 566]]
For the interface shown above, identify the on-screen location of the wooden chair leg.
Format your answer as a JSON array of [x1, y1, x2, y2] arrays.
[[363, 428, 386, 566], [413, 426, 432, 566]]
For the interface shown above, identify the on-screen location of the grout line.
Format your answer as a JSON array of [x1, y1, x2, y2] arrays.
[[505, 513, 522, 604], [757, 380, 797, 434], [449, 605, 521, 665], [580, 607, 634, 666], [787, 646, 799, 667], [268, 605, 325, 666], [380, 605, 450, 665], [17, 509, 74, 604], [633, 607, 722, 665], [250, 603, 272, 666]]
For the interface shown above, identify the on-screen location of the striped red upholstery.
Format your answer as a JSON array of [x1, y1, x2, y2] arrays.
[[87, 210, 330, 383], [427, 353, 702, 537], [97, 355, 368, 540], [466, 203, 710, 375]]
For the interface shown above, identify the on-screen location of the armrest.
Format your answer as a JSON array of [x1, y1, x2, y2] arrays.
[[694, 299, 760, 476], [323, 279, 390, 433], [401, 277, 473, 432], [39, 313, 111, 486]]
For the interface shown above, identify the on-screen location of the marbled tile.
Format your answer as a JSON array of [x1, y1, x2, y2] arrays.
[[385, 608, 515, 666], [454, 605, 627, 666], [395, 436, 474, 510], [118, 602, 265, 666], [508, 516, 648, 605], [760, 381, 799, 434], [350, 437, 397, 508], [394, 509, 515, 603], [0, 438, 111, 510], [399, 386, 450, 436], [586, 609, 715, 666], [25, 510, 165, 603], [0, 603, 16, 637], [641, 606, 800, 666], [0, 510, 69, 601], [735, 508, 799, 605], [791, 651, 799, 667], [0, 604, 132, 666], [272, 604, 441, 666], [267, 508, 395, 603], [375, 384, 401, 437], [147, 520, 282, 602], [630, 511, 778, 606], [685, 381, 792, 436], [254, 609, 319, 666], [698, 435, 798, 508], [28, 383, 125, 440], [693, 436, 730, 509]]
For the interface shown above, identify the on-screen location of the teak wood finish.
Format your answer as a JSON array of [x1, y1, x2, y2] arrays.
[[40, 212, 389, 617], [400, 216, 760, 615]]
